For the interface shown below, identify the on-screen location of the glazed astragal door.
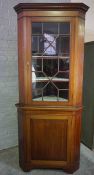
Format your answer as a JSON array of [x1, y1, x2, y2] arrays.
[[31, 19, 72, 103]]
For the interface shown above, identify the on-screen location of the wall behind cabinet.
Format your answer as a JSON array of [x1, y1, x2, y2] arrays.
[[82, 41, 94, 150], [71, 0, 94, 42], [0, 0, 70, 150]]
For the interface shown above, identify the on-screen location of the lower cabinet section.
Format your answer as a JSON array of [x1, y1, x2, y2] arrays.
[[17, 107, 81, 173]]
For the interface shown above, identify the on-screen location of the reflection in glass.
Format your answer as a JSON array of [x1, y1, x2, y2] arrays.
[[59, 59, 69, 71], [32, 22, 70, 101], [32, 59, 42, 71], [44, 33, 56, 55], [43, 59, 58, 76]]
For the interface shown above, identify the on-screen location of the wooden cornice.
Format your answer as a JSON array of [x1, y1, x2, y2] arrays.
[[14, 3, 89, 14]]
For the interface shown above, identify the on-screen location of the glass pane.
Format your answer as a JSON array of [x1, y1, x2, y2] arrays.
[[54, 72, 69, 80], [32, 71, 49, 83], [56, 36, 70, 56], [43, 83, 58, 101], [43, 59, 58, 76], [32, 82, 47, 90], [31, 22, 70, 102], [54, 82, 69, 89], [43, 23, 58, 34], [59, 90, 69, 101], [32, 89, 42, 100], [59, 59, 69, 71], [60, 22, 70, 34], [32, 58, 42, 71], [39, 36, 44, 54], [32, 36, 44, 56], [32, 23, 42, 34], [43, 34, 56, 56], [61, 36, 70, 55], [32, 36, 38, 55]]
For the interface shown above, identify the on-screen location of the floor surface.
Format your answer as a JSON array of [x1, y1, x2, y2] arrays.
[[0, 146, 94, 175]]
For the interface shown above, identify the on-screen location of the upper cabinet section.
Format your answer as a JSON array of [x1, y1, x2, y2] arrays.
[[14, 3, 89, 106]]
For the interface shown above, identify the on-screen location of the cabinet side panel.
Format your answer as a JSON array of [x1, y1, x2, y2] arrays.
[[18, 17, 32, 104], [18, 109, 27, 164], [18, 18, 25, 103], [17, 109, 32, 171], [71, 110, 81, 163], [73, 17, 85, 106]]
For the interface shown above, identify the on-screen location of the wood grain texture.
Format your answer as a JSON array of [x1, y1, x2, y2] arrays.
[[17, 108, 82, 173], [72, 17, 85, 106], [18, 17, 32, 104], [30, 119, 68, 160], [17, 11, 85, 20], [15, 3, 88, 173]]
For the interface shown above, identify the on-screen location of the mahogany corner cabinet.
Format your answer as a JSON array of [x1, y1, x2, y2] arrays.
[[14, 3, 89, 173]]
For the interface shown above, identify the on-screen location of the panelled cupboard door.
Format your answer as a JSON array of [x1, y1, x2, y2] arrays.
[[30, 115, 71, 161], [17, 107, 82, 172], [14, 3, 89, 174]]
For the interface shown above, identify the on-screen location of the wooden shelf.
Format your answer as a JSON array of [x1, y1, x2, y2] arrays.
[[32, 34, 70, 36], [32, 77, 69, 82], [32, 55, 70, 59], [33, 95, 68, 101]]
